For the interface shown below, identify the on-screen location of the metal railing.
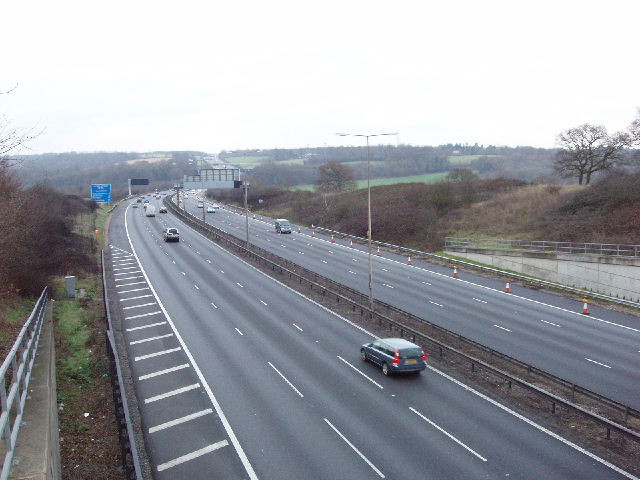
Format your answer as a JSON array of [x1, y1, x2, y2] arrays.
[[0, 287, 48, 480], [164, 198, 640, 445], [445, 237, 640, 257]]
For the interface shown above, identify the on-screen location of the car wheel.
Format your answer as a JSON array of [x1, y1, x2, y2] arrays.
[[382, 362, 390, 376], [361, 350, 367, 362]]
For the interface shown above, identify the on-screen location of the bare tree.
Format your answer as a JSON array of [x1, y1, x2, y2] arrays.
[[553, 123, 632, 185], [315, 161, 357, 193], [629, 108, 640, 145]]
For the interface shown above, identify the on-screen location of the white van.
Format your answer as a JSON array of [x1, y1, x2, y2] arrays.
[[145, 205, 156, 217]]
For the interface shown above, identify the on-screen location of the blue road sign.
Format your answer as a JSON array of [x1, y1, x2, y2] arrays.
[[91, 184, 112, 203]]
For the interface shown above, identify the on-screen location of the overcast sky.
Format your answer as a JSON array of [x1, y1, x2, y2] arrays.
[[3, 0, 639, 154]]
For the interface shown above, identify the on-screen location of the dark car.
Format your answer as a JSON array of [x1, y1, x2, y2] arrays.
[[275, 219, 292, 234], [163, 228, 180, 242], [361, 338, 427, 376]]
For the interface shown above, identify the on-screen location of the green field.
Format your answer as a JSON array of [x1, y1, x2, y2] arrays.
[[292, 172, 449, 191], [447, 154, 499, 164]]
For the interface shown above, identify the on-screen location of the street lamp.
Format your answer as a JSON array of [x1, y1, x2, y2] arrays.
[[336, 132, 398, 310]]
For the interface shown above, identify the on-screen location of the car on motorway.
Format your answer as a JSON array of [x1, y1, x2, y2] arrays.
[[136, 198, 142, 203], [206, 206, 216, 213], [163, 228, 180, 242], [275, 219, 292, 234], [132, 203, 138, 208], [197, 201, 204, 208], [361, 338, 427, 376], [159, 206, 167, 213]]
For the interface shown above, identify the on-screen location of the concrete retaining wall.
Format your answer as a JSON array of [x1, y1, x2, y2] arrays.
[[444, 247, 640, 302]]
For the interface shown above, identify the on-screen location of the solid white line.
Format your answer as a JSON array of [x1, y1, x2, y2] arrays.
[[585, 358, 612, 369], [337, 356, 383, 389], [194, 285, 200, 290], [427, 365, 639, 480], [324, 418, 385, 478], [156, 440, 229, 472], [115, 275, 144, 282], [127, 321, 167, 332], [149, 409, 213, 433], [139, 364, 190, 380], [120, 294, 154, 301], [235, 328, 243, 336], [124, 215, 259, 480], [494, 324, 512, 332], [144, 383, 200, 404], [292, 323, 303, 331], [236, 283, 243, 288], [125, 311, 162, 320], [118, 287, 150, 294], [211, 302, 218, 309], [130, 333, 174, 345], [122, 302, 158, 310], [268, 362, 304, 397], [541, 319, 561, 327], [134, 347, 182, 361], [260, 300, 268, 306], [116, 281, 147, 288], [410, 407, 487, 461]]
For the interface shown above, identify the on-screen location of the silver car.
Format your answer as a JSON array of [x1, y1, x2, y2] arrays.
[[361, 338, 427, 376]]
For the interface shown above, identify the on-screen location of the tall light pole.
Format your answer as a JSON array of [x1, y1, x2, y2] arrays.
[[336, 132, 398, 310]]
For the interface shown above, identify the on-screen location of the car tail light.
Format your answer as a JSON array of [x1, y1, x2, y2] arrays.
[[420, 348, 427, 361], [392, 349, 400, 365]]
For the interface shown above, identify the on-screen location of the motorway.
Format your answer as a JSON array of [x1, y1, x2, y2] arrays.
[[105, 195, 638, 479], [178, 194, 640, 411]]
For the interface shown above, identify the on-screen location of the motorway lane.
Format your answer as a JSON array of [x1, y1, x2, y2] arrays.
[[189, 198, 640, 408], [107, 198, 637, 479]]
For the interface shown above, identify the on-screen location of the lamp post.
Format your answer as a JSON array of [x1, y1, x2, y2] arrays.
[[336, 132, 398, 310]]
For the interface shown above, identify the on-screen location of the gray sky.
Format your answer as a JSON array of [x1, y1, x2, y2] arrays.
[[3, 0, 639, 154]]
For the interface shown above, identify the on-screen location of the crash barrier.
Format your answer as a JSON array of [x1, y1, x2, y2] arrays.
[[445, 237, 640, 258], [101, 251, 144, 480], [0, 287, 49, 480], [316, 227, 640, 309], [165, 197, 640, 445]]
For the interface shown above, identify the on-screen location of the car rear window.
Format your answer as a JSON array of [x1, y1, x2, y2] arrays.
[[399, 348, 422, 359]]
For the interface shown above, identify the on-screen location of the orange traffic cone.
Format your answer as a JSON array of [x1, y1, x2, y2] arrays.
[[350, 240, 353, 248], [331, 235, 335, 243], [453, 266, 458, 278], [582, 298, 589, 315], [376, 247, 381, 256], [407, 255, 412, 265], [505, 282, 510, 293]]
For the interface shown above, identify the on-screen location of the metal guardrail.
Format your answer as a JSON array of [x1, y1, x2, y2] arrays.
[[165, 198, 640, 444], [313, 227, 640, 308], [101, 250, 144, 480], [0, 287, 48, 480], [445, 237, 640, 258]]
